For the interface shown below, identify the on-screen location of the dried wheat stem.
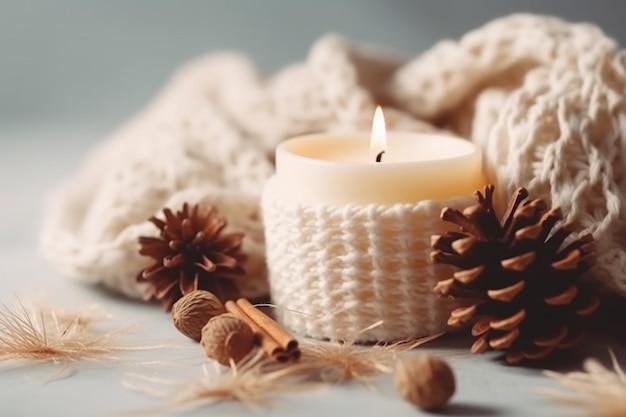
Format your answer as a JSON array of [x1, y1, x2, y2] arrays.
[[543, 350, 626, 417]]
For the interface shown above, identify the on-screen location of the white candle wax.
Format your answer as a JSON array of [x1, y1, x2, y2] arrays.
[[271, 132, 485, 205]]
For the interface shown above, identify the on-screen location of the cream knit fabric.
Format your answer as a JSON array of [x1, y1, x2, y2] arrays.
[[392, 14, 626, 297], [41, 14, 626, 306], [262, 176, 469, 342]]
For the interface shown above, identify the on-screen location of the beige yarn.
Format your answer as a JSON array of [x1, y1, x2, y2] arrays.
[[262, 177, 468, 342], [41, 14, 626, 309]]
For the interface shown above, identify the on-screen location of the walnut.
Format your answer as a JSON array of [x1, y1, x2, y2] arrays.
[[201, 313, 255, 366], [394, 354, 455, 410], [171, 290, 226, 341]]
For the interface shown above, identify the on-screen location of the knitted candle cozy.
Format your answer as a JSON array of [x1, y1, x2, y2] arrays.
[[41, 14, 626, 305]]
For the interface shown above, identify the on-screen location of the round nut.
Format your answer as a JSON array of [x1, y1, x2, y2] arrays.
[[201, 313, 255, 366], [172, 290, 226, 341], [394, 354, 455, 410]]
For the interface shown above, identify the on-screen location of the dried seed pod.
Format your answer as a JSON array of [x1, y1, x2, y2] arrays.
[[172, 290, 226, 341], [394, 354, 455, 410], [201, 313, 255, 365]]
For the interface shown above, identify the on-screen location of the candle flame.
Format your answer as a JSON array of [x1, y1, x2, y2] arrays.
[[370, 106, 387, 162]]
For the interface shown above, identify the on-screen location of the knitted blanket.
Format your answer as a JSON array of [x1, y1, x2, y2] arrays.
[[40, 14, 626, 301]]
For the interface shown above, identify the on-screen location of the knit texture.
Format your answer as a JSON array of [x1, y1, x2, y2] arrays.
[[263, 177, 468, 341], [41, 14, 626, 306], [391, 14, 626, 297]]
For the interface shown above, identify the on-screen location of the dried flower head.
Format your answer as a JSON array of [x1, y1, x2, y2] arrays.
[[0, 300, 144, 375], [543, 351, 626, 417], [137, 203, 246, 311]]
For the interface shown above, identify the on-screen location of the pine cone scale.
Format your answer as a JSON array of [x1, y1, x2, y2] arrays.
[[450, 305, 477, 321], [500, 188, 529, 230], [471, 335, 489, 353], [471, 318, 491, 336], [451, 237, 479, 256], [148, 216, 166, 229], [544, 285, 577, 305], [434, 278, 455, 297], [189, 232, 205, 245], [576, 297, 600, 316], [203, 219, 227, 239], [488, 328, 520, 349], [138, 264, 166, 279], [196, 256, 217, 272], [523, 345, 554, 360], [155, 277, 179, 299], [181, 219, 194, 240], [213, 233, 244, 251], [501, 252, 535, 271], [209, 252, 239, 268], [515, 224, 543, 241], [453, 266, 484, 284], [533, 326, 568, 347], [486, 280, 525, 302], [431, 250, 477, 269], [505, 351, 524, 365], [543, 229, 572, 255], [557, 331, 584, 349], [163, 253, 184, 267], [441, 208, 488, 239], [550, 250, 581, 271], [489, 309, 526, 331]]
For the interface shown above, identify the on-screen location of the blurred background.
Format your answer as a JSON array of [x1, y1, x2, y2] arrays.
[[1, 0, 626, 131]]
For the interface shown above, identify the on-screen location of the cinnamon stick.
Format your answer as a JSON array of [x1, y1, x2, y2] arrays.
[[236, 298, 299, 352], [224, 300, 290, 362]]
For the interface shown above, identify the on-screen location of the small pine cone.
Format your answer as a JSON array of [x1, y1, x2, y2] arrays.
[[430, 185, 599, 364], [137, 203, 246, 311]]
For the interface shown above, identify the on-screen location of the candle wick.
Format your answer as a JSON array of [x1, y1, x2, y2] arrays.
[[376, 151, 385, 163]]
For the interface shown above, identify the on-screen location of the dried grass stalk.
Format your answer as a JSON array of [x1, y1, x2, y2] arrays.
[[24, 298, 111, 330], [124, 322, 442, 411], [124, 350, 319, 411], [299, 321, 442, 384], [543, 351, 626, 417], [0, 299, 144, 371]]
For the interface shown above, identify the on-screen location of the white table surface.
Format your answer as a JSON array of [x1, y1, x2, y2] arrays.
[[0, 123, 624, 417]]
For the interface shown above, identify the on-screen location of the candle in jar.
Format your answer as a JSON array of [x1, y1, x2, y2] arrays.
[[269, 106, 485, 205]]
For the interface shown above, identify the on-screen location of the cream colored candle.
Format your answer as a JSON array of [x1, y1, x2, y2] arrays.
[[270, 107, 485, 205], [263, 107, 486, 341]]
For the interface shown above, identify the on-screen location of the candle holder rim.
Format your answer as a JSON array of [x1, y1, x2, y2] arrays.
[[277, 131, 480, 168]]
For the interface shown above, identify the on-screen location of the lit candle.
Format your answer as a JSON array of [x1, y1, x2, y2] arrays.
[[262, 106, 487, 342], [271, 107, 485, 205]]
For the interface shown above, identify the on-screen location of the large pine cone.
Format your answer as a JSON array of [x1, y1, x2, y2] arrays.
[[431, 185, 599, 364]]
